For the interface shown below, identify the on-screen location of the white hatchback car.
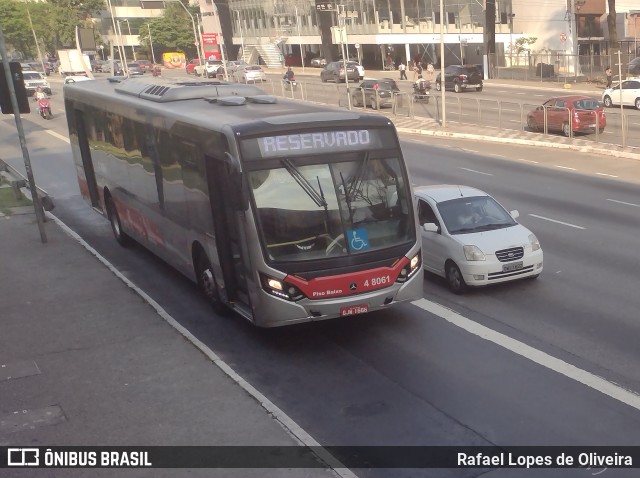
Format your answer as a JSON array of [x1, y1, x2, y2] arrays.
[[232, 64, 266, 83], [415, 185, 543, 294], [602, 78, 640, 110]]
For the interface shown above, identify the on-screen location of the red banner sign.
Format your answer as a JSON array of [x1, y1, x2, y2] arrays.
[[202, 33, 218, 45]]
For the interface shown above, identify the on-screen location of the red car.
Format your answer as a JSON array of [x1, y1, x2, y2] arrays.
[[185, 58, 201, 75], [527, 95, 606, 137]]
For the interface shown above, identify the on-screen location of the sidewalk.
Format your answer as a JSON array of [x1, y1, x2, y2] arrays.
[[0, 211, 340, 477]]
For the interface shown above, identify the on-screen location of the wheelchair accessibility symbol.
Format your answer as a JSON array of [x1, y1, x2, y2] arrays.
[[347, 228, 369, 252]]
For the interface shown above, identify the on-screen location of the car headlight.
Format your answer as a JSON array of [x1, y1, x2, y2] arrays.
[[463, 245, 485, 261], [529, 233, 541, 251]]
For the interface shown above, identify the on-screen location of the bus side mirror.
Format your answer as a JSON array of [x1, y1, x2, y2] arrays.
[[423, 222, 438, 233]]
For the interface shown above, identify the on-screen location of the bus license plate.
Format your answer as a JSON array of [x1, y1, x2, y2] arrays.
[[502, 261, 523, 272], [340, 304, 369, 316]]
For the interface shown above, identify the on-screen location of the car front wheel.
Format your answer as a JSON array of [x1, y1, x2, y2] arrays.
[[445, 261, 467, 294], [453, 82, 462, 93], [635, 98, 640, 110], [603, 95, 613, 107], [435, 81, 441, 91]]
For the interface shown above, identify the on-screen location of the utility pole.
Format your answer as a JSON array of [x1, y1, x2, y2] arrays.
[[337, 4, 351, 110], [147, 23, 156, 64], [440, 0, 446, 127], [0, 24, 47, 243]]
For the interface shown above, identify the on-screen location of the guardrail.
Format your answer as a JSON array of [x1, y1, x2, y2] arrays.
[[234, 78, 639, 150]]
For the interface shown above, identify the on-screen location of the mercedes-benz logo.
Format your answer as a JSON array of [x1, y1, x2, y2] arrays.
[[349, 282, 357, 290]]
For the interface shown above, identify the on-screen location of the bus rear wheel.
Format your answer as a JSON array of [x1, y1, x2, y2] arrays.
[[195, 253, 226, 315], [106, 195, 131, 247]]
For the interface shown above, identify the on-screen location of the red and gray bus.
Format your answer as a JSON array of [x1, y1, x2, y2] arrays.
[[63, 77, 422, 326]]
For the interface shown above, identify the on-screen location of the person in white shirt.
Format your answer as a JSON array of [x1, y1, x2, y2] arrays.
[[399, 62, 407, 80]]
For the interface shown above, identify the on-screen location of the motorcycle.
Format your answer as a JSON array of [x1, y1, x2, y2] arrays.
[[152, 65, 161, 77], [283, 77, 298, 92], [36, 96, 53, 120], [412, 78, 431, 103]]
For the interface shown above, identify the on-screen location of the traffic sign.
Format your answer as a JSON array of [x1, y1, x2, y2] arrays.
[[560, 33, 567, 42]]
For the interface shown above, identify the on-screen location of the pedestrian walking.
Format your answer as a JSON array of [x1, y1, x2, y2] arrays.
[[399, 62, 407, 80], [426, 63, 435, 80], [605, 66, 612, 88]]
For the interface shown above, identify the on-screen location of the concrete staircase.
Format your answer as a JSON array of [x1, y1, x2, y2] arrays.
[[243, 40, 284, 68]]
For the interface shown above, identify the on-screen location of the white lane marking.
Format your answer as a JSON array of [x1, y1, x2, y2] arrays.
[[595, 173, 619, 178], [458, 167, 494, 176], [554, 165, 576, 171], [607, 198, 640, 208], [45, 211, 357, 478], [412, 299, 640, 412], [46, 130, 70, 144], [528, 213, 586, 229], [516, 158, 539, 164]]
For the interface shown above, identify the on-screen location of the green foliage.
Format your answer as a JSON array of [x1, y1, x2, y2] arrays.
[[0, 0, 105, 58], [514, 36, 537, 55], [139, 3, 199, 59]]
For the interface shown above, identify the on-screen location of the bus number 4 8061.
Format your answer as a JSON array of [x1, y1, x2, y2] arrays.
[[364, 276, 391, 287]]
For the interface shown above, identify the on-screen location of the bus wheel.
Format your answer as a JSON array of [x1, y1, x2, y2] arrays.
[[106, 196, 131, 247], [195, 254, 226, 315]]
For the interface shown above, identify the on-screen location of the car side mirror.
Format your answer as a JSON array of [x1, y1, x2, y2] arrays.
[[510, 210, 520, 219], [423, 222, 439, 233]]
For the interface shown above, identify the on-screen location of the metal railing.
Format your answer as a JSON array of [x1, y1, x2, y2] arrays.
[[231, 77, 638, 149]]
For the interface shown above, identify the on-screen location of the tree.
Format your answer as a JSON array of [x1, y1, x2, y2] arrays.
[[138, 3, 198, 59], [0, 0, 105, 58]]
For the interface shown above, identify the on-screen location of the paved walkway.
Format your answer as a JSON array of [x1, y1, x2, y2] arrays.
[[0, 210, 342, 477]]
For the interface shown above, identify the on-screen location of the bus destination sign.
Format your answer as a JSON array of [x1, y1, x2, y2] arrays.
[[242, 129, 391, 160]]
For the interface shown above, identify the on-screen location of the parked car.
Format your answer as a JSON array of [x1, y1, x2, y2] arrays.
[[602, 79, 640, 110], [21, 70, 51, 96], [186, 58, 201, 75], [126, 62, 144, 76], [627, 57, 640, 76], [320, 61, 359, 83], [351, 78, 400, 109], [91, 59, 107, 72], [64, 75, 93, 84], [435, 65, 483, 93], [136, 59, 154, 73], [526, 95, 606, 136], [195, 59, 223, 78], [415, 184, 543, 294], [310, 57, 326, 67], [226, 60, 247, 73], [231, 64, 266, 83]]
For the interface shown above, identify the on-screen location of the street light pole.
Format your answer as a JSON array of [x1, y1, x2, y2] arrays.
[[25, 4, 46, 74], [115, 20, 130, 76], [440, 0, 446, 127], [234, 10, 244, 62], [209, 0, 228, 80], [337, 5, 351, 109], [181, 3, 202, 61], [147, 23, 156, 64], [124, 19, 137, 61], [294, 5, 305, 71]]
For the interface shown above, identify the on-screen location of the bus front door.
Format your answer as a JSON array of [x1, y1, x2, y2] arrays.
[[205, 155, 250, 310]]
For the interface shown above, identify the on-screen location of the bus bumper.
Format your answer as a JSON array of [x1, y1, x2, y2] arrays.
[[254, 269, 423, 327]]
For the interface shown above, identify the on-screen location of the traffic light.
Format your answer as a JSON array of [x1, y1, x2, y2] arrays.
[[0, 62, 30, 115]]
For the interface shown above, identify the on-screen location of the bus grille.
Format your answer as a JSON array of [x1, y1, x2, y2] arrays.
[[495, 247, 524, 262]]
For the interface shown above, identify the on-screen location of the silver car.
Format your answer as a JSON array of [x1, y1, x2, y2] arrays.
[[232, 64, 266, 83]]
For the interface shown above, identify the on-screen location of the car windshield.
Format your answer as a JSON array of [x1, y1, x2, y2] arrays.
[[245, 65, 261, 71], [23, 72, 43, 80], [437, 196, 517, 234], [573, 99, 600, 110], [249, 155, 413, 262]]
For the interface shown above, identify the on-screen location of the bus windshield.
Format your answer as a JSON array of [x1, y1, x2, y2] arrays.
[[249, 154, 413, 262]]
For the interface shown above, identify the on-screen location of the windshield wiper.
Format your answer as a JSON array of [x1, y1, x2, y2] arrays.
[[281, 159, 327, 208]]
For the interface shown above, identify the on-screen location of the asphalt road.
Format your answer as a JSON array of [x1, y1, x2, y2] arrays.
[[2, 78, 640, 478]]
